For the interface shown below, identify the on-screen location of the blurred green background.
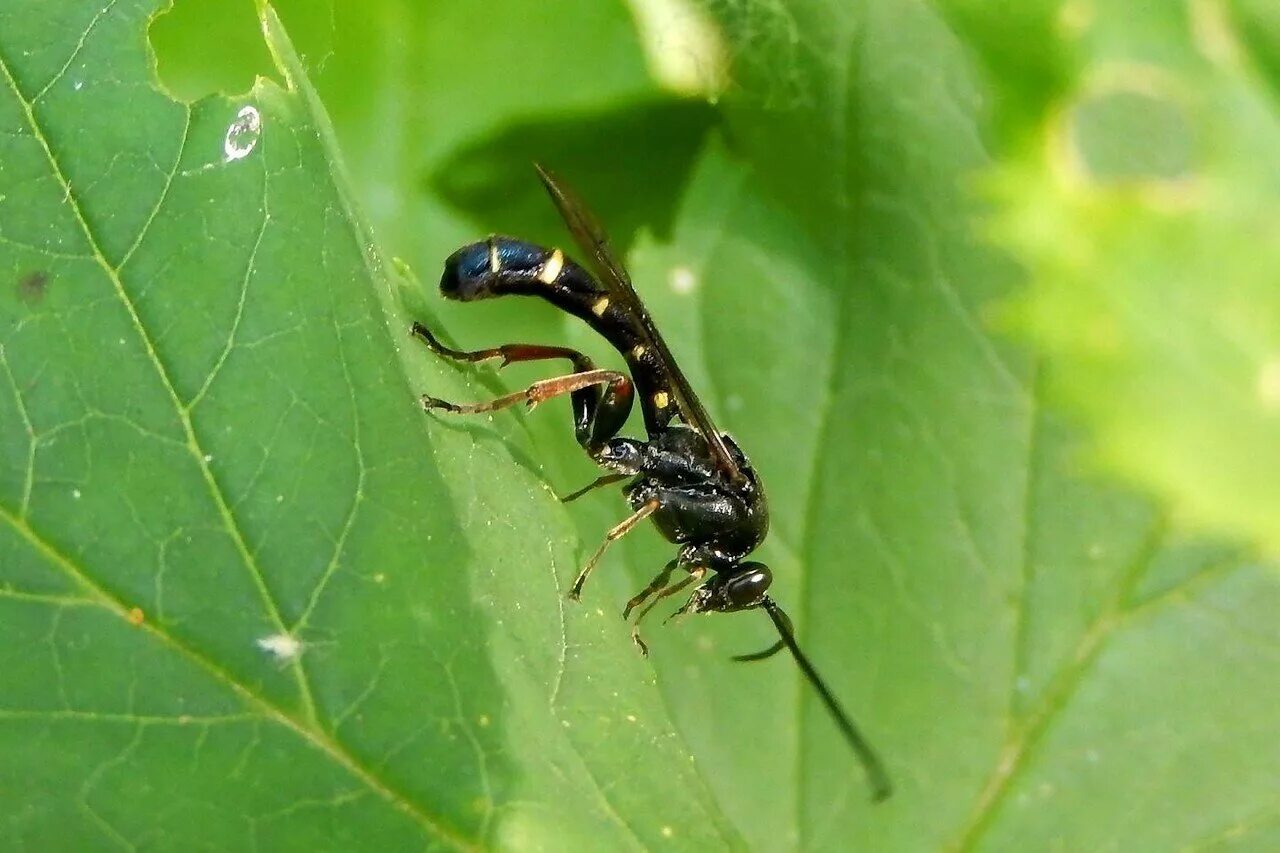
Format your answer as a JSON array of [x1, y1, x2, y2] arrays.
[[3, 0, 1279, 849]]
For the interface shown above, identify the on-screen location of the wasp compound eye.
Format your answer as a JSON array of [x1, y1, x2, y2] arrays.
[[724, 563, 772, 609]]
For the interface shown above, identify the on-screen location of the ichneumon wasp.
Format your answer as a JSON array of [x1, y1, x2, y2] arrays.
[[412, 165, 891, 801]]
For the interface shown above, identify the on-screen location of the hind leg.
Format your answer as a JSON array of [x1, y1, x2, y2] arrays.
[[411, 322, 593, 372], [421, 368, 629, 414], [411, 321, 634, 450]]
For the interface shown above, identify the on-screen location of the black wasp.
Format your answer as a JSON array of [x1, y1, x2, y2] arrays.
[[412, 166, 891, 801]]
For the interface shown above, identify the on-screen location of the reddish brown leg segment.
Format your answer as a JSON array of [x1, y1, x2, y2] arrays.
[[421, 369, 630, 415], [411, 321, 591, 370]]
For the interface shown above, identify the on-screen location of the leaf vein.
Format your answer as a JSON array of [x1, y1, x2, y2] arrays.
[[30, 0, 121, 104], [0, 48, 319, 726], [0, 504, 479, 851], [949, 519, 1169, 850]]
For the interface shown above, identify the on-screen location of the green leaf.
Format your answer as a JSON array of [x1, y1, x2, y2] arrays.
[[0, 1, 736, 848], [599, 2, 1276, 849], [968, 1, 1280, 554], [7, 0, 1280, 850]]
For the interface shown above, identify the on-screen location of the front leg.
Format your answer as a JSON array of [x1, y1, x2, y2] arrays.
[[629, 566, 707, 656], [623, 559, 677, 619]]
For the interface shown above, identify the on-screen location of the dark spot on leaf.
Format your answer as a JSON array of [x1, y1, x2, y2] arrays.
[[18, 271, 49, 304]]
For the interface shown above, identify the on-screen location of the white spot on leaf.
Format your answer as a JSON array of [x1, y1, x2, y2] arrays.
[[256, 633, 303, 662], [224, 105, 262, 162]]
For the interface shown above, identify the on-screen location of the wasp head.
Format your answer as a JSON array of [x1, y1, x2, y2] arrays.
[[678, 562, 773, 616]]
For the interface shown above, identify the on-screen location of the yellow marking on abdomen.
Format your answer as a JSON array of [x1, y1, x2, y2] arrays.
[[591, 297, 610, 317], [653, 391, 670, 409], [630, 344, 647, 359], [537, 248, 564, 284], [488, 240, 500, 273]]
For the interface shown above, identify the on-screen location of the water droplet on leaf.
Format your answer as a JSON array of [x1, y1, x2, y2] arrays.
[[224, 105, 262, 162]]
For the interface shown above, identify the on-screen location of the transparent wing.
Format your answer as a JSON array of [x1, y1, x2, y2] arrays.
[[534, 164, 744, 483]]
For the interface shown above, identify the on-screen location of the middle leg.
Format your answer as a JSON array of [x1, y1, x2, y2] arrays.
[[567, 499, 659, 601]]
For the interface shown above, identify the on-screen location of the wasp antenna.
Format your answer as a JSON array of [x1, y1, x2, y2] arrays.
[[730, 639, 784, 662], [762, 598, 892, 802]]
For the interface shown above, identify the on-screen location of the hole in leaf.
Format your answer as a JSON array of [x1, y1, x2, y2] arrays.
[[1069, 88, 1196, 183], [149, 0, 279, 102]]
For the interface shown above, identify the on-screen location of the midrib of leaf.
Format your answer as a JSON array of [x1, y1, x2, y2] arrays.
[[775, 2, 1056, 843], [792, 15, 862, 848], [1, 507, 474, 851], [1007, 359, 1042, 727], [949, 520, 1169, 851], [256, 7, 740, 844], [0, 30, 477, 853], [0, 45, 316, 720]]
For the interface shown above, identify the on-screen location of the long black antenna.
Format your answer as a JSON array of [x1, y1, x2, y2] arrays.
[[763, 597, 892, 802]]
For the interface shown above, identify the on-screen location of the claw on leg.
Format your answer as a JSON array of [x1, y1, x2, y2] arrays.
[[420, 394, 461, 413]]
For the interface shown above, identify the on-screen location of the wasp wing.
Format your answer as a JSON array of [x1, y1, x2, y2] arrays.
[[534, 164, 744, 484]]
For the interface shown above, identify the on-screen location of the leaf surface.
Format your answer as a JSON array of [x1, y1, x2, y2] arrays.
[[4, 0, 1279, 850], [596, 2, 1280, 849], [0, 2, 736, 848], [949, 0, 1280, 554]]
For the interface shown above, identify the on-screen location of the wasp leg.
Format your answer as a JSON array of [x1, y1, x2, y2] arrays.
[[411, 321, 634, 451], [630, 566, 706, 657], [567, 499, 660, 601], [421, 368, 628, 414], [411, 321, 593, 372], [622, 559, 678, 619], [559, 473, 630, 503]]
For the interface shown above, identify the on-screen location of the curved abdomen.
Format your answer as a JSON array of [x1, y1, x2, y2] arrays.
[[441, 236, 677, 433]]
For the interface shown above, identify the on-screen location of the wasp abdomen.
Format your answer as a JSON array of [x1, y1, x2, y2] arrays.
[[440, 236, 591, 301], [442, 236, 636, 354], [441, 236, 677, 432]]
